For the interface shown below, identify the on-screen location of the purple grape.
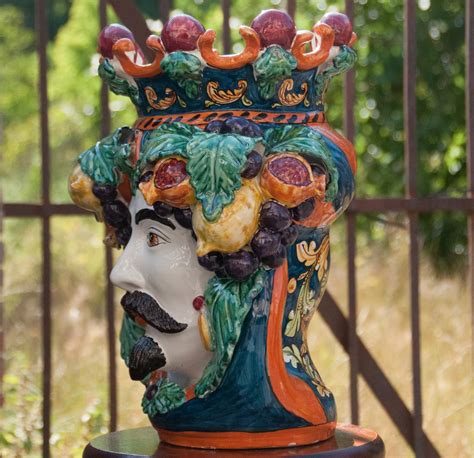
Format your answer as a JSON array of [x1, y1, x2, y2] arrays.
[[119, 126, 134, 144], [260, 201, 292, 231], [174, 207, 193, 229], [92, 183, 117, 202], [116, 225, 132, 246], [250, 228, 281, 258], [139, 171, 153, 184], [145, 383, 158, 400], [153, 201, 173, 217], [198, 252, 223, 271], [261, 245, 287, 268], [221, 117, 263, 138], [291, 198, 316, 221], [215, 267, 229, 279], [205, 120, 224, 134], [223, 250, 259, 281], [241, 150, 263, 179], [280, 225, 298, 246], [103, 200, 131, 227]]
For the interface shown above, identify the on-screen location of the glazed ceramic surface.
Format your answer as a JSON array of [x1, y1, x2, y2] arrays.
[[69, 9, 357, 450]]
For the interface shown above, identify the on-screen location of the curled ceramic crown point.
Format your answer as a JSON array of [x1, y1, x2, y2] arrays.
[[112, 35, 165, 77], [198, 26, 261, 69], [291, 24, 335, 71]]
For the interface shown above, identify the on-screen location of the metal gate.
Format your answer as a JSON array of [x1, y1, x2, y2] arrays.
[[0, 0, 472, 456]]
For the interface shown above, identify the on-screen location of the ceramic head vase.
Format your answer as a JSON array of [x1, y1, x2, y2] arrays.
[[69, 9, 357, 450]]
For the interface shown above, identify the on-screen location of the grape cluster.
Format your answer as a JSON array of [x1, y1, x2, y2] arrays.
[[93, 183, 132, 247], [152, 201, 193, 230], [197, 197, 316, 281]]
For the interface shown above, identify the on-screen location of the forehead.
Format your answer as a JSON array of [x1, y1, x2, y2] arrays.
[[129, 191, 152, 216]]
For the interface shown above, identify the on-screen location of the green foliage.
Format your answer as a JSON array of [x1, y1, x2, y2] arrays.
[[253, 45, 297, 99], [315, 45, 357, 96], [195, 268, 266, 397], [79, 127, 133, 186], [186, 132, 259, 221], [141, 378, 186, 416], [161, 52, 203, 99], [264, 125, 338, 201], [119, 313, 145, 367], [98, 59, 140, 105]]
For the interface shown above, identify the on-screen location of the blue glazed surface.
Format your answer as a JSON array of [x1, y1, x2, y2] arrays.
[[135, 65, 325, 117]]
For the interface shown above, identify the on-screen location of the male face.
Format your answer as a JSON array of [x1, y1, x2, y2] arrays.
[[110, 192, 212, 386]]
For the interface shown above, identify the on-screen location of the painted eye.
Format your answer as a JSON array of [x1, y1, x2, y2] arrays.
[[147, 232, 160, 247]]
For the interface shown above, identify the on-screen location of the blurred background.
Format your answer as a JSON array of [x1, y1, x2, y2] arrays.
[[0, 0, 472, 456]]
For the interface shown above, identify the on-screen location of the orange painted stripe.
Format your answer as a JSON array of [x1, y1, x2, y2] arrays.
[[310, 122, 357, 174], [156, 422, 336, 449], [134, 111, 326, 130], [266, 262, 327, 425]]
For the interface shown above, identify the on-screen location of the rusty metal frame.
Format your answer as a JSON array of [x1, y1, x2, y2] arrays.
[[0, 0, 472, 456]]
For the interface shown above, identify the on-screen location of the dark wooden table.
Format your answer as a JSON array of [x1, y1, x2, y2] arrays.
[[83, 424, 385, 457]]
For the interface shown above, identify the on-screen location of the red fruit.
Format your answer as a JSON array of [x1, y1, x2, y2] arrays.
[[193, 296, 205, 311], [319, 12, 353, 46], [251, 9, 296, 49], [98, 24, 135, 58], [268, 156, 311, 186], [154, 158, 188, 189], [161, 14, 205, 52]]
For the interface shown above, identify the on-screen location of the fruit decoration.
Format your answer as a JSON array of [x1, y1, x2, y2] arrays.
[[68, 165, 102, 216], [161, 14, 205, 52], [251, 9, 297, 49], [139, 157, 196, 209], [193, 180, 263, 256], [319, 12, 353, 46], [260, 154, 323, 207], [98, 23, 144, 60]]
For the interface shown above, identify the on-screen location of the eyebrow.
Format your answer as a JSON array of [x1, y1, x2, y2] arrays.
[[135, 209, 176, 230]]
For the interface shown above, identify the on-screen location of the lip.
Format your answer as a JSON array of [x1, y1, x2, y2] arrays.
[[121, 291, 188, 334]]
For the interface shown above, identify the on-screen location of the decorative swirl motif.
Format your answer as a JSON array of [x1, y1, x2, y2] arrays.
[[145, 87, 176, 110], [198, 26, 260, 70], [276, 79, 308, 107], [205, 80, 250, 106]]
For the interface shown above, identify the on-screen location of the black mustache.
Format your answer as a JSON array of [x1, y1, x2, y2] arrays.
[[121, 291, 188, 334]]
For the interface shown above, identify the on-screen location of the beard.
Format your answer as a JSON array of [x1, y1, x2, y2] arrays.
[[121, 291, 188, 333]]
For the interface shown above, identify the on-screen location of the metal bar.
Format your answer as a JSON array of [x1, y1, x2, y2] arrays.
[[404, 0, 423, 455], [99, 0, 117, 432], [159, 0, 171, 23], [319, 293, 441, 457], [344, 0, 358, 425], [222, 0, 231, 54], [348, 197, 474, 213], [106, 0, 153, 60], [0, 115, 3, 407], [36, 0, 52, 456], [466, 0, 474, 348], [3, 198, 474, 218], [287, 0, 296, 20], [347, 213, 359, 424]]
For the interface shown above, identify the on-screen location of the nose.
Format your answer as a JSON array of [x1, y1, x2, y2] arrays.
[[110, 247, 146, 292]]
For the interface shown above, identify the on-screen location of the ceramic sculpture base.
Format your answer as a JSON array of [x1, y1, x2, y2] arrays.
[[83, 424, 385, 457]]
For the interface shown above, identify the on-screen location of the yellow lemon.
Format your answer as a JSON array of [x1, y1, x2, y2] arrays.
[[193, 179, 263, 256]]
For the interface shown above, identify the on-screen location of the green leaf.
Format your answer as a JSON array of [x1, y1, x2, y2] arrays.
[[186, 132, 259, 221], [119, 313, 145, 367], [264, 125, 339, 201], [141, 377, 185, 416], [253, 45, 297, 100], [98, 59, 140, 105], [79, 127, 133, 186], [195, 269, 267, 397], [135, 122, 199, 186], [161, 52, 203, 99], [315, 46, 357, 97]]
